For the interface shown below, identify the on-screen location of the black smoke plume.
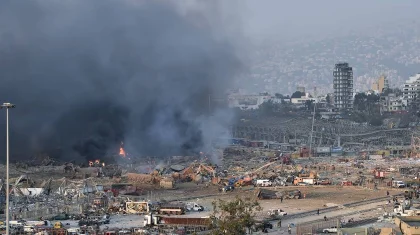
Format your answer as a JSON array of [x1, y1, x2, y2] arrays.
[[0, 0, 242, 162]]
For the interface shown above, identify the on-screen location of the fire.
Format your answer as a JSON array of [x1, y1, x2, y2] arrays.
[[119, 147, 126, 157], [119, 141, 126, 157]]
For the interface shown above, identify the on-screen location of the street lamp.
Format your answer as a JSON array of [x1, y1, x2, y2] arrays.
[[1, 102, 15, 235]]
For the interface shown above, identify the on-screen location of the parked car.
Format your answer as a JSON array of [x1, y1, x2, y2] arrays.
[[323, 226, 338, 233]]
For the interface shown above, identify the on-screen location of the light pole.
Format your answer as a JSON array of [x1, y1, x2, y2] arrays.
[[1, 102, 15, 235]]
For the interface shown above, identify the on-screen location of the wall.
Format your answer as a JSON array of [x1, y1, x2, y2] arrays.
[[395, 216, 420, 235], [338, 228, 367, 235]]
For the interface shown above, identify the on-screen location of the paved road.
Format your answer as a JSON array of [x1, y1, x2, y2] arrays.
[[261, 200, 389, 234]]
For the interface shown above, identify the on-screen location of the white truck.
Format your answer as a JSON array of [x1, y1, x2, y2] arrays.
[[67, 228, 82, 235], [323, 226, 338, 233], [267, 209, 287, 216], [186, 202, 204, 212], [392, 180, 406, 188], [256, 179, 272, 187], [25, 220, 53, 227]]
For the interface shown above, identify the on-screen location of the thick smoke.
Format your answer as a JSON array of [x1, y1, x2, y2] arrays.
[[0, 0, 242, 162]]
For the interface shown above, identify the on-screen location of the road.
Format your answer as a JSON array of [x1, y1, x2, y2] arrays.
[[262, 200, 390, 234]]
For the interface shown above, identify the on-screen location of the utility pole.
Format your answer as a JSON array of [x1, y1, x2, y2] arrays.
[[1, 102, 16, 235], [309, 102, 316, 159]]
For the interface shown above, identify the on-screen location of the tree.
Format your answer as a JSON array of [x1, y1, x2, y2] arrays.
[[258, 100, 276, 116], [291, 91, 305, 98], [210, 196, 262, 235], [326, 94, 331, 105], [305, 100, 314, 111], [275, 93, 284, 99], [354, 93, 380, 115]]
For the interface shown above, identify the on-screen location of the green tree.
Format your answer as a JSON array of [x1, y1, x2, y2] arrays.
[[275, 93, 284, 99], [354, 93, 379, 115], [210, 196, 262, 235], [291, 91, 305, 98], [258, 100, 276, 116], [305, 100, 314, 111]]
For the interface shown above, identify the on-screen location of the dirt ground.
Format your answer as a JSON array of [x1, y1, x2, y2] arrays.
[[149, 183, 401, 215]]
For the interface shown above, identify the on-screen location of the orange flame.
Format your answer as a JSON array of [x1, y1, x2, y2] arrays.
[[119, 147, 126, 157], [119, 141, 126, 157]]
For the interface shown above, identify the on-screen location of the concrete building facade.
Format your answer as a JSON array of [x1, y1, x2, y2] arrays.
[[402, 73, 420, 107], [227, 92, 282, 110], [372, 75, 389, 94], [333, 62, 354, 110], [380, 93, 406, 113]]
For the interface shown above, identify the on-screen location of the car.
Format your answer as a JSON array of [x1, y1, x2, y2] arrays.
[[297, 182, 309, 186], [323, 227, 338, 233], [267, 209, 287, 216]]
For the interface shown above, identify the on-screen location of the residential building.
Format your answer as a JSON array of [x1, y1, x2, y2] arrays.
[[290, 93, 317, 105], [371, 75, 389, 93], [333, 62, 354, 110], [380, 93, 406, 113], [402, 73, 420, 107], [227, 93, 272, 110]]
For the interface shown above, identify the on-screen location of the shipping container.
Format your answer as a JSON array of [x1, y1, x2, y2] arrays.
[[316, 147, 331, 153]]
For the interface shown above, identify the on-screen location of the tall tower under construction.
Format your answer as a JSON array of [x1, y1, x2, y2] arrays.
[[333, 62, 354, 110]]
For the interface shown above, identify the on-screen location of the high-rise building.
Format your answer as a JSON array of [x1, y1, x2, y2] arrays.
[[371, 75, 389, 93], [402, 73, 420, 107], [333, 62, 354, 110]]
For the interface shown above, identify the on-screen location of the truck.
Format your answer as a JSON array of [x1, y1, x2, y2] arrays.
[[186, 202, 204, 212], [392, 180, 406, 188], [256, 179, 272, 187], [25, 220, 53, 227], [316, 178, 331, 185], [157, 204, 186, 215], [323, 226, 338, 233], [144, 214, 211, 229], [267, 209, 287, 216], [67, 228, 82, 235]]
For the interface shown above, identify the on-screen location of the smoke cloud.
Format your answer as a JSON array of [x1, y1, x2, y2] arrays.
[[0, 0, 243, 162]]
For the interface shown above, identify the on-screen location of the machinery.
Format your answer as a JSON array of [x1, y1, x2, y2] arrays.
[[144, 214, 211, 232], [54, 222, 63, 229], [157, 203, 186, 215]]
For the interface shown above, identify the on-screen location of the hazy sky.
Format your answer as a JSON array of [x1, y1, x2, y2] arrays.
[[239, 0, 420, 42]]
